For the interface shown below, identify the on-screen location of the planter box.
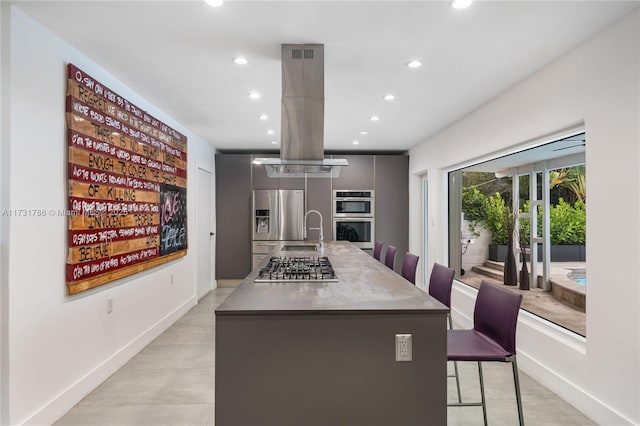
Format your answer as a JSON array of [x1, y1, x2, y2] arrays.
[[490, 244, 586, 262], [551, 245, 583, 262], [488, 244, 509, 262]]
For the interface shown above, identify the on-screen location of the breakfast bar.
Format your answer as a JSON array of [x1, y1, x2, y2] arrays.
[[215, 241, 449, 426]]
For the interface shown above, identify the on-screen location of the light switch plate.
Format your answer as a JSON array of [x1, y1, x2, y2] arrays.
[[395, 334, 412, 361]]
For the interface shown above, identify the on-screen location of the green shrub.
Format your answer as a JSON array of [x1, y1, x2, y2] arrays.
[[462, 186, 487, 222], [550, 199, 585, 245], [483, 193, 510, 244], [519, 201, 532, 246], [462, 191, 586, 246], [461, 186, 487, 237]]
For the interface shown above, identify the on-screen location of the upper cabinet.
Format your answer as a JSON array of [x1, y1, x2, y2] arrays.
[[277, 175, 305, 190], [332, 155, 375, 190], [251, 154, 305, 190], [374, 155, 409, 266], [215, 154, 252, 279], [251, 154, 279, 190], [306, 177, 332, 240]]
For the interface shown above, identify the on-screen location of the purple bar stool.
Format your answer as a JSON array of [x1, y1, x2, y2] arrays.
[[447, 281, 525, 426], [428, 263, 455, 323], [427, 263, 461, 402], [400, 252, 419, 284], [384, 245, 397, 270], [373, 241, 383, 261]]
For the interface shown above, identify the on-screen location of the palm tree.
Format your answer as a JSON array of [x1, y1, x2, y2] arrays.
[[568, 172, 586, 202], [549, 166, 586, 204]]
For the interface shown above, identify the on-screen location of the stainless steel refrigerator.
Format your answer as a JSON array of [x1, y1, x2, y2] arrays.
[[252, 190, 304, 267]]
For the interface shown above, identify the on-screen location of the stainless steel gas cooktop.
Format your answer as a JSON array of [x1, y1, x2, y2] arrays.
[[255, 256, 338, 283]]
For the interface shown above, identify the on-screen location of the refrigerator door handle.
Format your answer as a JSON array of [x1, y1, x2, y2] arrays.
[[272, 190, 281, 241]]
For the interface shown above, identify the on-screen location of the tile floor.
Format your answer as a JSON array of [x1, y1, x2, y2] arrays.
[[55, 287, 596, 426]]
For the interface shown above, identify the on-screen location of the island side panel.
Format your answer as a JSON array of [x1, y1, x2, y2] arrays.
[[215, 312, 446, 426]]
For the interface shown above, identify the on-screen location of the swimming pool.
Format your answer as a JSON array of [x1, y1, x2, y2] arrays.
[[567, 268, 586, 286]]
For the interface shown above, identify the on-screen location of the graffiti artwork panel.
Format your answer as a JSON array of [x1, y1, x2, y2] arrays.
[[65, 64, 188, 294], [160, 184, 188, 256]]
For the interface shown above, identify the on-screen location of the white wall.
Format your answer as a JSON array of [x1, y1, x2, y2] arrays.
[[3, 7, 215, 425], [0, 2, 11, 425], [410, 9, 639, 426], [460, 219, 490, 272]]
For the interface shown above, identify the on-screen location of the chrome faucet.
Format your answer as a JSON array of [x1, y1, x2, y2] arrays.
[[303, 209, 324, 245]]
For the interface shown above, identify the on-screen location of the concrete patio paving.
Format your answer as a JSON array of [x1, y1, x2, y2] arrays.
[[460, 261, 586, 336]]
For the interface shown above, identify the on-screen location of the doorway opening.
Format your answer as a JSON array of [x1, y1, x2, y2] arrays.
[[197, 165, 215, 300]]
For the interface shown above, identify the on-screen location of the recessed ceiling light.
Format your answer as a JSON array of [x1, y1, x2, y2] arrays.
[[234, 57, 249, 65], [204, 0, 224, 7], [383, 94, 395, 101], [352, 141, 360, 145], [271, 141, 279, 145], [406, 60, 422, 69], [259, 114, 268, 121], [248, 92, 260, 100], [266, 129, 275, 135], [450, 0, 472, 9], [360, 131, 368, 135], [370, 115, 380, 122]]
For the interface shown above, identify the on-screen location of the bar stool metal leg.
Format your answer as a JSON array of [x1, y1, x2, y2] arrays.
[[447, 313, 462, 403], [511, 356, 525, 426], [478, 362, 488, 426], [452, 359, 462, 403]]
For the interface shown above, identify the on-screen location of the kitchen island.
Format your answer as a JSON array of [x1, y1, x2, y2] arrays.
[[215, 241, 448, 426]]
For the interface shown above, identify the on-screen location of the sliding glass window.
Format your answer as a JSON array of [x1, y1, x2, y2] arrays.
[[448, 133, 587, 336]]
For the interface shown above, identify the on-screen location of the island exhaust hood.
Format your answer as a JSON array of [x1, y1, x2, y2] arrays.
[[253, 44, 348, 178]]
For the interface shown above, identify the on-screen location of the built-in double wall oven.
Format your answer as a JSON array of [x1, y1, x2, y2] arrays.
[[333, 190, 374, 249]]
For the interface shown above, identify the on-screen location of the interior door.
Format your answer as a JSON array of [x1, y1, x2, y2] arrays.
[[197, 166, 215, 300]]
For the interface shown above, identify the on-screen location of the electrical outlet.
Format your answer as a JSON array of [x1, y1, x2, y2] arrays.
[[107, 298, 113, 314], [395, 334, 412, 362], [170, 274, 174, 285]]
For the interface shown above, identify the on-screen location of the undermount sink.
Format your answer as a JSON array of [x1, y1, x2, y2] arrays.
[[282, 244, 318, 251]]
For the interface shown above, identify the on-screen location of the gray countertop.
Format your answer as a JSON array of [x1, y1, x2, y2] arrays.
[[215, 241, 448, 315]]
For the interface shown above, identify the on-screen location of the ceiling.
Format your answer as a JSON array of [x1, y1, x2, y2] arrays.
[[14, 0, 638, 153]]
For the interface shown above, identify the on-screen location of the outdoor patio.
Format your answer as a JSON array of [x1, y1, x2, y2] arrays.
[[460, 261, 586, 336]]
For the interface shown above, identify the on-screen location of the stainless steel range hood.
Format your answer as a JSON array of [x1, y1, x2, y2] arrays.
[[253, 44, 348, 178]]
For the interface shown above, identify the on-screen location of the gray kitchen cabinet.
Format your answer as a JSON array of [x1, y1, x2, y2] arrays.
[[251, 154, 279, 190], [306, 177, 332, 242], [278, 176, 305, 190], [215, 154, 252, 279], [374, 155, 409, 270], [216, 242, 447, 426], [332, 155, 374, 190], [215, 153, 409, 279], [251, 154, 304, 190]]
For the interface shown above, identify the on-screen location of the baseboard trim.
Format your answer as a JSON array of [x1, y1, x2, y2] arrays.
[[20, 295, 197, 426], [217, 279, 241, 288], [518, 348, 634, 425]]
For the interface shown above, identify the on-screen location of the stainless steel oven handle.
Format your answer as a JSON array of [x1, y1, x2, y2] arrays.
[[333, 190, 375, 198]]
